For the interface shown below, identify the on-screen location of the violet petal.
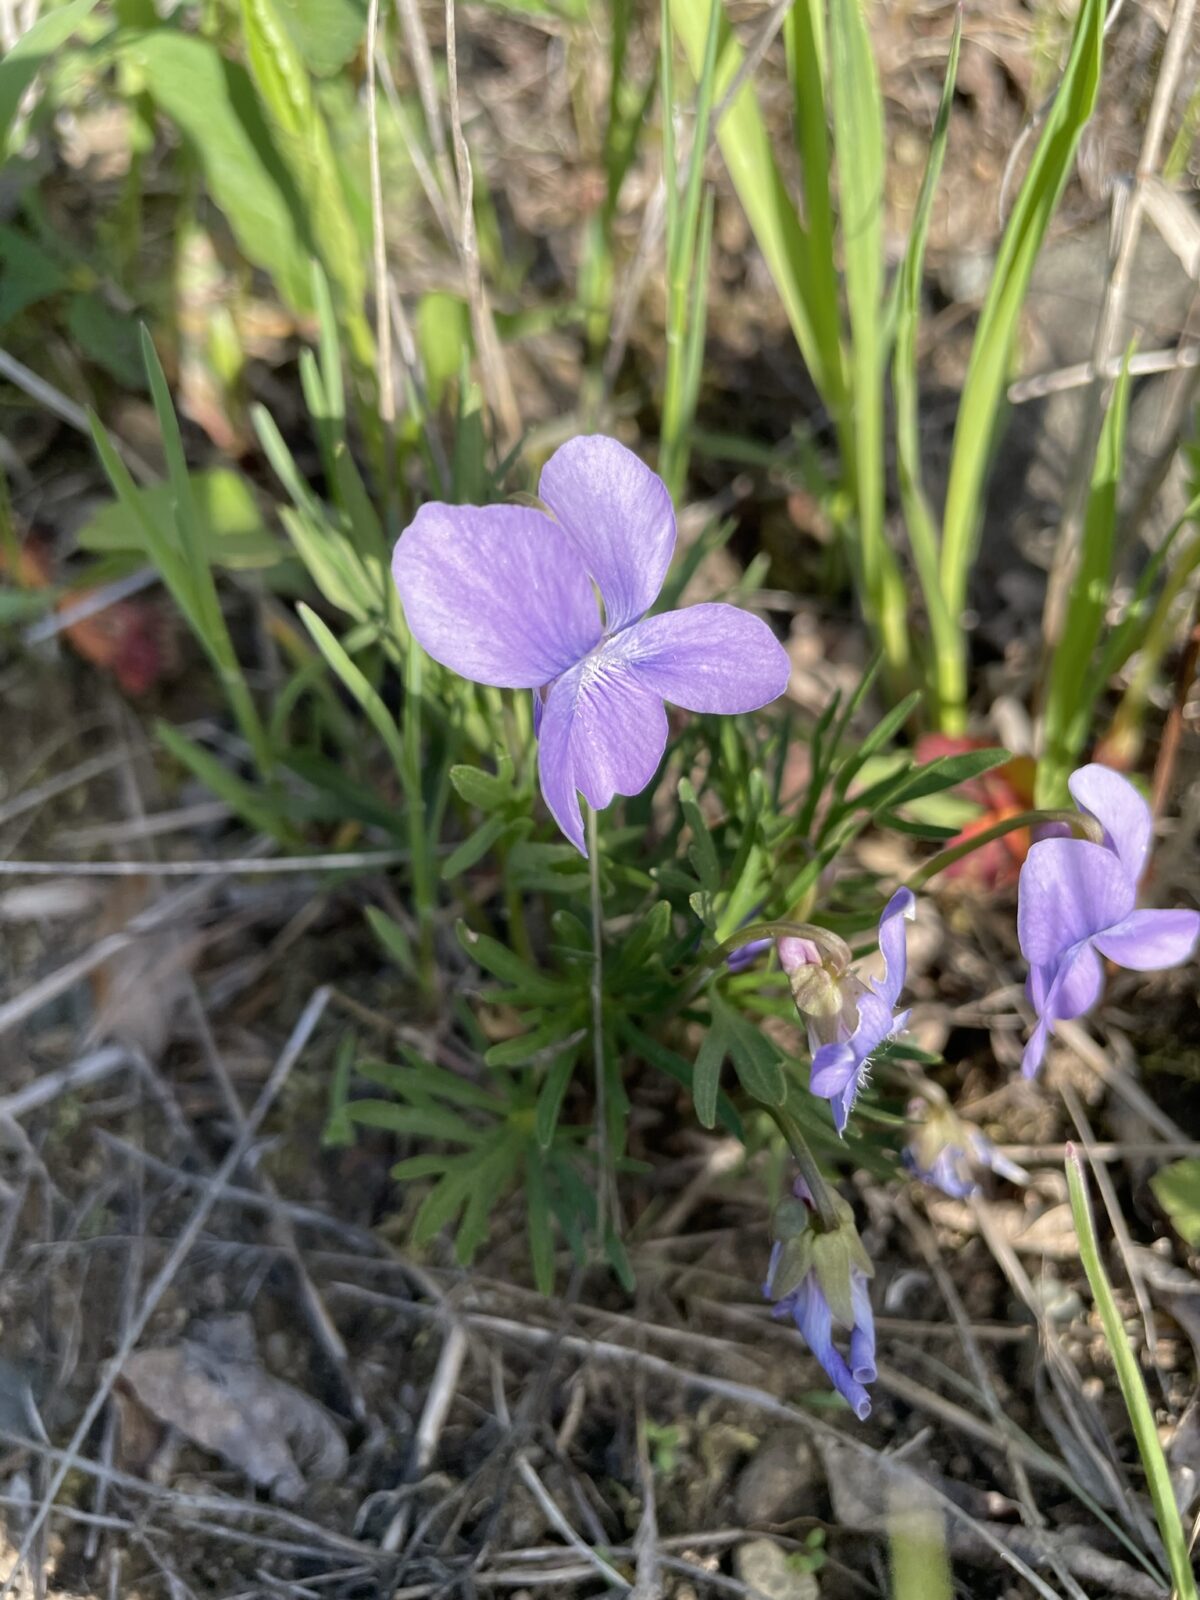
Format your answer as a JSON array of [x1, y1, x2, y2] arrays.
[[1092, 907, 1200, 970], [1068, 764, 1152, 882], [610, 603, 791, 712], [537, 652, 669, 857], [392, 502, 601, 686], [538, 436, 676, 633], [1017, 838, 1134, 966]]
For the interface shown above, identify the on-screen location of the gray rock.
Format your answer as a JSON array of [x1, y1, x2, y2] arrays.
[[735, 1431, 822, 1527], [734, 1539, 820, 1600]]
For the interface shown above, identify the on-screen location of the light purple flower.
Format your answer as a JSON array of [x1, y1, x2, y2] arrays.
[[391, 436, 791, 855], [726, 936, 773, 974], [903, 1100, 1028, 1199], [807, 889, 916, 1134], [1018, 764, 1200, 1078], [764, 1182, 876, 1420]]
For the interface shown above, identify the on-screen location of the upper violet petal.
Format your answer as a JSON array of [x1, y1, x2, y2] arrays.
[[610, 603, 791, 712], [872, 887, 916, 1006], [1068, 764, 1153, 882], [1017, 838, 1134, 966], [392, 503, 600, 687], [1092, 907, 1200, 971], [538, 436, 676, 632], [537, 644, 670, 857]]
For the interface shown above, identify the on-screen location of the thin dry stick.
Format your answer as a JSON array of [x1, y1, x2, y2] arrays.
[[0, 987, 331, 1597], [443, 0, 521, 448], [1008, 343, 1200, 403], [185, 990, 365, 1420], [1041, 0, 1200, 652], [392, 0, 455, 201], [381, 1317, 469, 1552], [0, 348, 157, 483], [0, 1046, 132, 1121]]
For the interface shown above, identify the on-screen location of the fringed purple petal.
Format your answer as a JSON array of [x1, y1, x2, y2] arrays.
[[536, 649, 669, 856]]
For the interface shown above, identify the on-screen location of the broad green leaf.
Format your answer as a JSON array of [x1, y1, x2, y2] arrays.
[[441, 813, 509, 878], [66, 295, 142, 387], [274, 0, 366, 76], [712, 991, 786, 1106], [347, 1100, 480, 1142], [456, 921, 568, 1003], [1151, 1160, 1200, 1246], [0, 226, 70, 323], [77, 470, 279, 570], [449, 763, 518, 813], [0, 0, 102, 151], [365, 906, 415, 977], [693, 1012, 727, 1129], [535, 1046, 577, 1149], [129, 30, 313, 312]]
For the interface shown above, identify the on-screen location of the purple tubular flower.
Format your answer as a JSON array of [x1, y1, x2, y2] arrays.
[[808, 888, 916, 1134], [1017, 764, 1200, 1078], [391, 436, 791, 855], [764, 1239, 876, 1421]]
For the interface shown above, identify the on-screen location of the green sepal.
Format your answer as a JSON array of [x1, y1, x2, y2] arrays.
[[810, 1228, 859, 1328], [766, 1231, 816, 1302]]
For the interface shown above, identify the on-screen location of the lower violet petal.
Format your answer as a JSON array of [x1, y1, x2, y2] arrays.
[[1093, 907, 1200, 971], [609, 603, 791, 713]]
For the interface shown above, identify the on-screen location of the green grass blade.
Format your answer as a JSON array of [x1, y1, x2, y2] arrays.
[[668, 0, 845, 416], [892, 13, 961, 712], [938, 0, 1105, 730], [1067, 1148, 1195, 1600], [828, 0, 907, 677], [1036, 354, 1133, 804]]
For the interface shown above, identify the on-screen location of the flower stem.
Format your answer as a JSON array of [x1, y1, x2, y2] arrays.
[[767, 1106, 841, 1234], [587, 804, 611, 1249], [903, 807, 1095, 891], [706, 922, 853, 974]]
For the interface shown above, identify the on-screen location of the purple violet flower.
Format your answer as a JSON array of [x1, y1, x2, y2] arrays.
[[391, 436, 791, 855], [903, 1098, 1028, 1199], [1018, 764, 1200, 1078], [726, 936, 773, 974], [765, 1180, 876, 1420], [807, 888, 916, 1134]]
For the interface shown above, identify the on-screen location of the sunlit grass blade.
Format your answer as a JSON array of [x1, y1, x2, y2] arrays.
[[661, 0, 721, 498], [1066, 1148, 1195, 1600], [937, 0, 1105, 731], [828, 0, 907, 679], [1036, 354, 1132, 804], [892, 12, 961, 711], [668, 0, 845, 416]]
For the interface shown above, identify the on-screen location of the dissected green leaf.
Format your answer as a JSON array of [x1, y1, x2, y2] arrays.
[[1151, 1160, 1200, 1245]]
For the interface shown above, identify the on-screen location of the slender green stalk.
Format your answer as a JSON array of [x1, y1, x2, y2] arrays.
[[1066, 1148, 1196, 1600], [587, 805, 612, 1247], [768, 1106, 841, 1233], [404, 632, 436, 984], [904, 808, 1095, 891]]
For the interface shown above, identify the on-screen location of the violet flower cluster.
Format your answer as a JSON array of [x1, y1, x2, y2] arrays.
[[764, 1180, 876, 1420], [392, 436, 1200, 1425], [392, 435, 790, 855]]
